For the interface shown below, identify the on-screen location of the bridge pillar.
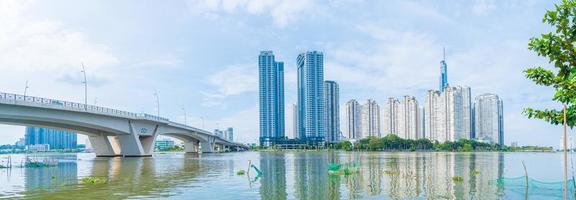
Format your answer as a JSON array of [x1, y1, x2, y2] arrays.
[[89, 134, 120, 157], [118, 134, 146, 157], [184, 140, 200, 153]]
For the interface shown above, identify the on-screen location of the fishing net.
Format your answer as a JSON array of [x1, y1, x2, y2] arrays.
[[491, 176, 576, 199]]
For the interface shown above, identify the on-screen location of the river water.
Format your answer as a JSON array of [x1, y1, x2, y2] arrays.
[[0, 151, 569, 199]]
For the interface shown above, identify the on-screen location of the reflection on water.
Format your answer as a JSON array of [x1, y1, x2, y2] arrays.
[[0, 152, 564, 199]]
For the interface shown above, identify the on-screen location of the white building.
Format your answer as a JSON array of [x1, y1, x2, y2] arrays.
[[382, 97, 400, 136], [425, 86, 473, 142], [474, 93, 504, 145], [361, 99, 381, 138], [399, 96, 420, 140], [345, 99, 362, 139]]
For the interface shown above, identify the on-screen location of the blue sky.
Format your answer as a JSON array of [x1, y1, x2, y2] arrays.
[[0, 0, 565, 147]]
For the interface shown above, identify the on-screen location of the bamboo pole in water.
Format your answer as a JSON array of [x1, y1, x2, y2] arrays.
[[564, 105, 568, 200]]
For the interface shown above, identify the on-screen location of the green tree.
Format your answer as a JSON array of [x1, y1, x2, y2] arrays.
[[523, 0, 576, 127]]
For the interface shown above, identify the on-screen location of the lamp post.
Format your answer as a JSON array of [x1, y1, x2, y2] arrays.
[[182, 107, 187, 126], [81, 63, 88, 110], [23, 80, 29, 98]]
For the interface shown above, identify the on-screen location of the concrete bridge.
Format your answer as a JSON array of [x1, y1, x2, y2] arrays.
[[0, 92, 249, 157]]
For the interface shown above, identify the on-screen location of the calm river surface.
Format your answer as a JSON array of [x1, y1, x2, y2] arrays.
[[0, 151, 569, 199]]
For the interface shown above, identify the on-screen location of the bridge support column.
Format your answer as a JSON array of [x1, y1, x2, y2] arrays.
[[89, 134, 120, 157], [201, 142, 214, 153], [184, 140, 200, 153], [118, 134, 146, 157]]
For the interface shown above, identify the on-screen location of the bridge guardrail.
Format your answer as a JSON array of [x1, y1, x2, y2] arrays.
[[0, 92, 237, 143], [0, 92, 169, 123]]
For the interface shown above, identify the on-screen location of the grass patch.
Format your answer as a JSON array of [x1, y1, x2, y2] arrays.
[[452, 176, 464, 183], [384, 170, 400, 175], [80, 177, 108, 185]]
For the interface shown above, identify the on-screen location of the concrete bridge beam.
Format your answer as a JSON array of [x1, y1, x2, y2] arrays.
[[184, 140, 200, 153], [88, 134, 120, 157]]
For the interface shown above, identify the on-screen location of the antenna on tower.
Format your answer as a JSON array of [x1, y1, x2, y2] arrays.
[[443, 47, 446, 61]]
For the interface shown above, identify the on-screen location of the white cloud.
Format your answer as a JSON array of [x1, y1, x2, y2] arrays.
[[186, 0, 315, 27], [471, 0, 497, 15], [0, 0, 119, 73], [207, 63, 258, 96]]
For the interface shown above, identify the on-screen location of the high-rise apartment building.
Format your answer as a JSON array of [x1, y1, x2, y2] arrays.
[[474, 94, 504, 145], [361, 99, 380, 138], [25, 127, 77, 150], [399, 96, 420, 140], [424, 90, 442, 141], [345, 99, 361, 140], [324, 81, 340, 143], [297, 51, 325, 144], [425, 86, 472, 142], [259, 51, 285, 146], [383, 97, 400, 136]]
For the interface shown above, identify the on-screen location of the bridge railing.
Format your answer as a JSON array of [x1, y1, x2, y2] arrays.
[[0, 92, 170, 123]]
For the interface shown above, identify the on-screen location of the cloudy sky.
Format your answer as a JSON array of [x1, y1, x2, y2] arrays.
[[0, 0, 565, 147]]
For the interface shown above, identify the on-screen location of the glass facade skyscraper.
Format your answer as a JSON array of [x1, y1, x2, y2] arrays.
[[25, 127, 77, 150], [324, 80, 340, 143], [439, 48, 448, 92], [297, 51, 325, 144], [259, 51, 285, 146]]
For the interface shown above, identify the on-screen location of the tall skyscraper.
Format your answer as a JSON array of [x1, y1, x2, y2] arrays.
[[439, 48, 448, 92], [444, 86, 463, 142], [474, 94, 504, 145], [383, 97, 400, 136], [324, 81, 340, 143], [361, 99, 380, 138], [259, 51, 285, 146], [399, 96, 420, 140], [25, 127, 77, 150], [345, 99, 361, 140], [297, 51, 325, 144]]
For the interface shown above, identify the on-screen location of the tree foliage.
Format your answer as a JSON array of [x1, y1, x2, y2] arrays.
[[524, 0, 576, 127]]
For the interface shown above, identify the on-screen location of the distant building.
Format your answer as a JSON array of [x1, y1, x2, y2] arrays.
[[297, 51, 325, 144], [424, 90, 442, 141], [424, 86, 472, 142], [292, 104, 298, 139], [15, 138, 25, 148], [226, 127, 234, 142], [345, 99, 362, 140], [259, 51, 285, 146], [474, 93, 504, 145], [27, 144, 50, 152], [25, 127, 77, 150], [361, 99, 380, 138], [383, 97, 400, 136], [324, 80, 340, 143], [155, 139, 175, 151], [214, 129, 224, 138], [439, 48, 448, 92], [398, 96, 420, 140]]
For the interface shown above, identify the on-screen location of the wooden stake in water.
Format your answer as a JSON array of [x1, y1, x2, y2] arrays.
[[564, 105, 568, 200]]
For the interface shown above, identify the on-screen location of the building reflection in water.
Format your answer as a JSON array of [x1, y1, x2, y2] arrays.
[[25, 155, 78, 191], [259, 152, 287, 200], [286, 152, 504, 199]]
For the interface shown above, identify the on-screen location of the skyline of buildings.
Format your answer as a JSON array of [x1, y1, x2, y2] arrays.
[[258, 48, 504, 146], [258, 51, 285, 146]]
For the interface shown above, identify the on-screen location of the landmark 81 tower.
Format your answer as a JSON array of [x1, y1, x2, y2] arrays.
[[439, 48, 448, 92]]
